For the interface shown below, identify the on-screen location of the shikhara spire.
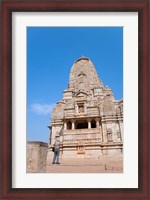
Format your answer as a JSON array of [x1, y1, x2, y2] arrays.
[[69, 57, 103, 93]]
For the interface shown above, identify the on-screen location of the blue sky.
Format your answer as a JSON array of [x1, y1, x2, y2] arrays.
[[27, 27, 123, 143]]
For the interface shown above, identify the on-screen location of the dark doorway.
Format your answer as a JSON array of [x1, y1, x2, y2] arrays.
[[75, 120, 88, 129], [67, 121, 72, 130], [91, 119, 96, 128]]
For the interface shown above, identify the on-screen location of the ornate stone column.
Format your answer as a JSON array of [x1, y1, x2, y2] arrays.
[[71, 119, 75, 130], [64, 121, 67, 130], [95, 118, 100, 128], [87, 118, 91, 129]]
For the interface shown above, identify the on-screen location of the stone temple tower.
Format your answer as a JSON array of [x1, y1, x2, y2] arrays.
[[47, 57, 123, 160]]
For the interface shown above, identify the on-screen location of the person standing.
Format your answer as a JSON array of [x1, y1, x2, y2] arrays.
[[52, 135, 62, 164]]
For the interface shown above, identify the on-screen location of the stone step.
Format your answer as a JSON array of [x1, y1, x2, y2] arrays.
[[46, 157, 123, 173]]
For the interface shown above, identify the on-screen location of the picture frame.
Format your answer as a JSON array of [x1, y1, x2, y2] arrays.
[[0, 0, 149, 199]]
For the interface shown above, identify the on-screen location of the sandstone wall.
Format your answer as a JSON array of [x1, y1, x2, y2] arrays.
[[27, 141, 48, 173]]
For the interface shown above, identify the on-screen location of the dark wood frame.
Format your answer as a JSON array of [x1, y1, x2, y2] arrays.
[[0, 0, 149, 199]]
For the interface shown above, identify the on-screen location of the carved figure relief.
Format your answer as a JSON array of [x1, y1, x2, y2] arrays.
[[116, 106, 121, 115], [65, 102, 75, 109], [117, 130, 121, 138], [107, 128, 113, 142], [78, 104, 84, 113]]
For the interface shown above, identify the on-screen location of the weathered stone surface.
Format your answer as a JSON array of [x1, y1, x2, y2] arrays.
[[27, 141, 48, 173], [46, 156, 123, 173]]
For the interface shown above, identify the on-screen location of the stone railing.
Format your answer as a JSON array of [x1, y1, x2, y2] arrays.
[[63, 129, 101, 144], [64, 128, 99, 135]]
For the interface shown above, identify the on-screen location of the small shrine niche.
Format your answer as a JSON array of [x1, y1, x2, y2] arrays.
[[78, 103, 84, 113], [77, 142, 85, 154], [107, 128, 113, 142]]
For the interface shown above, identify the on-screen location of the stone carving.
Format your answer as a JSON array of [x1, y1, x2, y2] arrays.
[[78, 104, 84, 113], [65, 102, 75, 109], [107, 128, 113, 142], [117, 130, 121, 138]]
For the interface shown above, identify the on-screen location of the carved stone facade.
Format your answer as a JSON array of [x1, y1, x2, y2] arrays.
[[47, 57, 123, 160]]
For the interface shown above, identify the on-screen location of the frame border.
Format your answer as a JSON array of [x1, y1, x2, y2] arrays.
[[1, 0, 149, 199]]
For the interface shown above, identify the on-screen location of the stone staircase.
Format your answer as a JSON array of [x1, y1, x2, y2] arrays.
[[46, 156, 123, 173]]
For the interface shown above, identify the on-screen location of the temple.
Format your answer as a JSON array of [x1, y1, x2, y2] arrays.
[[47, 57, 123, 160]]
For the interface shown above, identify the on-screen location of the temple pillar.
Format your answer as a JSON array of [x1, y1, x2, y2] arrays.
[[64, 122, 67, 130], [72, 122, 75, 130], [95, 118, 100, 128], [87, 118, 91, 129], [71, 119, 75, 130]]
